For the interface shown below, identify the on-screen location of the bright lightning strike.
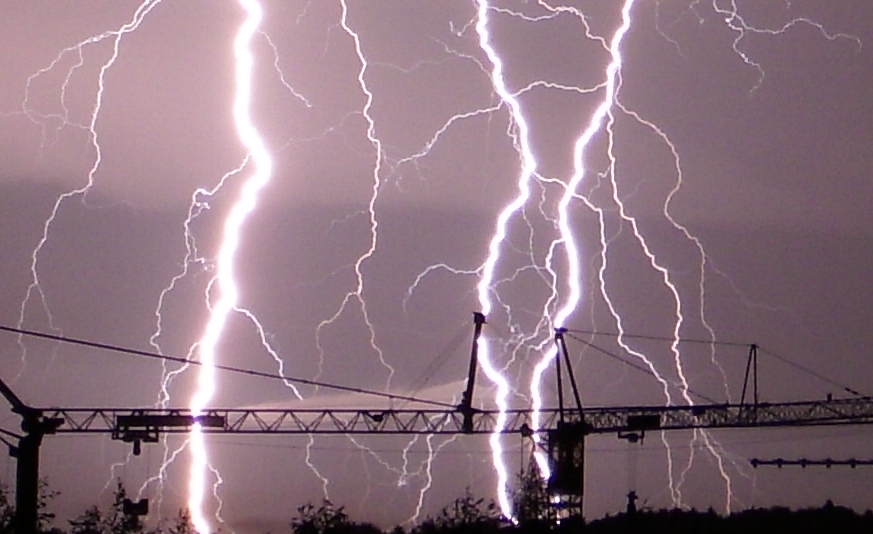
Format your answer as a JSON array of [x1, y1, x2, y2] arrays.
[[469, 0, 543, 519], [460, 0, 862, 520], [188, 1, 272, 531]]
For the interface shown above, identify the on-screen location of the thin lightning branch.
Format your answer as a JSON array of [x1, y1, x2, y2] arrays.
[[609, 100, 735, 508], [259, 31, 313, 108], [235, 306, 305, 399], [137, 437, 189, 516], [711, 0, 861, 92], [299, 1, 402, 501], [405, 433, 462, 526], [19, 47, 89, 151], [15, 0, 164, 376], [316, 1, 394, 392]]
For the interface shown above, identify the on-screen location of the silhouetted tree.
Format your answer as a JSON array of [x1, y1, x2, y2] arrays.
[[290, 500, 379, 534], [37, 479, 63, 534], [0, 478, 62, 534], [69, 481, 155, 534], [412, 488, 506, 534], [291, 500, 350, 534], [164, 509, 196, 534], [68, 506, 104, 534], [511, 465, 552, 530], [0, 483, 14, 534], [5, 477, 873, 534]]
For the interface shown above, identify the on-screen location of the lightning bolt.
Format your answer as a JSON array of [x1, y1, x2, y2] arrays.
[[467, 0, 544, 518], [519, 0, 735, 513], [401, 0, 710, 519], [184, 0, 275, 531]]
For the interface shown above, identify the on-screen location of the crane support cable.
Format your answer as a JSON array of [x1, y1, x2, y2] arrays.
[[564, 332, 721, 404], [756, 345, 867, 398], [565, 330, 867, 400], [564, 328, 752, 347], [0, 324, 454, 409]]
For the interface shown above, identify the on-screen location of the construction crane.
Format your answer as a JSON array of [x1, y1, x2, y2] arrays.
[[4, 316, 873, 532]]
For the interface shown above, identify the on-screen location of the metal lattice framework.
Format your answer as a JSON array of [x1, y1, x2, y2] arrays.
[[39, 396, 873, 438]]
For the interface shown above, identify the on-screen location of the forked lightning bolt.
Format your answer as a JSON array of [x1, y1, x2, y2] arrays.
[[403, 0, 860, 520]]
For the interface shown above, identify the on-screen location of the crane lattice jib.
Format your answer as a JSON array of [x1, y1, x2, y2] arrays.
[[38, 397, 873, 437]]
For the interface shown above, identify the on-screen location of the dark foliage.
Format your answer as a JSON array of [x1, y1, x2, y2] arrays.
[[510, 466, 552, 531], [68, 481, 158, 534], [0, 479, 62, 534], [411, 488, 507, 534], [584, 503, 873, 534], [0, 483, 14, 534], [2, 480, 873, 534], [290, 500, 381, 534], [162, 510, 196, 534]]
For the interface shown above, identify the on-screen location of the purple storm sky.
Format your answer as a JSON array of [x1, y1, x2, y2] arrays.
[[1, 1, 873, 533]]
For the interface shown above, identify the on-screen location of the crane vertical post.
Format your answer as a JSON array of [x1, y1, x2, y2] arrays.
[[753, 343, 759, 407], [12, 428, 42, 534], [461, 312, 486, 433], [555, 334, 565, 423], [11, 415, 62, 534], [0, 376, 63, 534], [556, 328, 583, 412], [740, 344, 759, 418]]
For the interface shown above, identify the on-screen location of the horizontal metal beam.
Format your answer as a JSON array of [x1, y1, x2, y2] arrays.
[[116, 412, 225, 429], [751, 458, 873, 468], [37, 396, 873, 437]]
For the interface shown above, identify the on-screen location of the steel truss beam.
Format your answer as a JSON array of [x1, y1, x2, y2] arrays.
[[39, 396, 873, 437]]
